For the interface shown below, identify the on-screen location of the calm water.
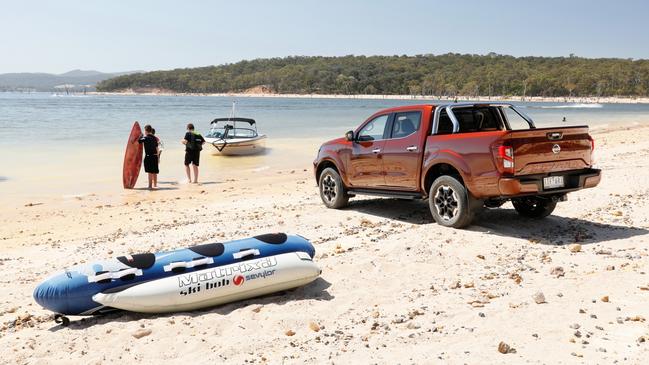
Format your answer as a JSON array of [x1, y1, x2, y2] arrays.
[[2, 93, 649, 148], [1, 92, 649, 199]]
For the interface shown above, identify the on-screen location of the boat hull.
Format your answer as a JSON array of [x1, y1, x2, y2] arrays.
[[206, 135, 267, 156]]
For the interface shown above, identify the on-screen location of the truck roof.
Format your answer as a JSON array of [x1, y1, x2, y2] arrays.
[[373, 102, 517, 114]]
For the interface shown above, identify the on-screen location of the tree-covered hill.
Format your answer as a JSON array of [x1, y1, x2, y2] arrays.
[[96, 53, 649, 97]]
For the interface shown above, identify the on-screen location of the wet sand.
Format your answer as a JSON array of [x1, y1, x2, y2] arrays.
[[1, 125, 649, 364]]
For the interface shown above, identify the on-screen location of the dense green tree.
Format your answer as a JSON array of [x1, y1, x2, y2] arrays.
[[96, 54, 649, 97]]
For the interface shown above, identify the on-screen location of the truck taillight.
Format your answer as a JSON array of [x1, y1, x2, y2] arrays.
[[495, 145, 515, 174]]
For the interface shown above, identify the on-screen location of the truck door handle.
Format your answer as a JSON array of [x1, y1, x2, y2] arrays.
[[406, 146, 418, 152], [372, 149, 381, 154]]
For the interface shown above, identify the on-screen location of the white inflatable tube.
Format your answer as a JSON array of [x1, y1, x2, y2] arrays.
[[93, 252, 320, 313]]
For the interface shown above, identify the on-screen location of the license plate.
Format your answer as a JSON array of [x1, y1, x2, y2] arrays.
[[543, 176, 564, 189]]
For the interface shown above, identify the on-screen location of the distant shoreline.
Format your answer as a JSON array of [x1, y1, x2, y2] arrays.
[[90, 90, 649, 104]]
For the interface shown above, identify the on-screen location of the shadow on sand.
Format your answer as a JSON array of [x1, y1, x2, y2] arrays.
[[345, 198, 649, 245], [49, 277, 333, 331], [132, 186, 179, 191]]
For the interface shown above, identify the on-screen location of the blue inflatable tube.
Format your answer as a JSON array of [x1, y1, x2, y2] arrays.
[[34, 233, 315, 316]]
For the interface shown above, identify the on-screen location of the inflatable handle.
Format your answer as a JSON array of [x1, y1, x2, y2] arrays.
[[88, 268, 142, 283], [163, 257, 215, 272], [232, 249, 260, 259]]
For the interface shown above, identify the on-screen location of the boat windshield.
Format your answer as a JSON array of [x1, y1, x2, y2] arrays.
[[207, 125, 258, 139]]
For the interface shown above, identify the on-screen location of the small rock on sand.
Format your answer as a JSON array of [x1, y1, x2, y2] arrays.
[[132, 328, 152, 339], [498, 341, 516, 354], [568, 244, 582, 253], [550, 266, 565, 277], [308, 322, 320, 332], [601, 295, 609, 302], [533, 291, 546, 304], [285, 330, 296, 336]]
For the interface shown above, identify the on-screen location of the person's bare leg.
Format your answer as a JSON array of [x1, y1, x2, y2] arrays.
[[185, 165, 191, 182], [153, 174, 158, 188], [192, 165, 199, 183], [148, 173, 153, 189]]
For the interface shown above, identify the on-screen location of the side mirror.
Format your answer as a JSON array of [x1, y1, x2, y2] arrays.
[[345, 130, 355, 142]]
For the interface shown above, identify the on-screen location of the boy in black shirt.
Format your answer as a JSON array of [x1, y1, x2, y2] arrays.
[[181, 123, 205, 183], [138, 124, 159, 189]]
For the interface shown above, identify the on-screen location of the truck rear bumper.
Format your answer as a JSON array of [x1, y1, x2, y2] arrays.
[[498, 168, 601, 196]]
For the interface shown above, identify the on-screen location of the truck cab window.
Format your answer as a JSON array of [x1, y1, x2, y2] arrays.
[[390, 111, 421, 138], [454, 107, 504, 133], [502, 107, 532, 130], [358, 114, 389, 141]]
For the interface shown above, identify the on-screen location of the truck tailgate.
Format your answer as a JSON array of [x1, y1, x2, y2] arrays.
[[505, 126, 593, 175]]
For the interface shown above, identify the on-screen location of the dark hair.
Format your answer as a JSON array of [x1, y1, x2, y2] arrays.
[[187, 123, 195, 131], [144, 124, 153, 133], [151, 128, 156, 135]]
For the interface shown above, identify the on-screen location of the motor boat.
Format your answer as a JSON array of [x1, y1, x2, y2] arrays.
[[204, 103, 267, 156]]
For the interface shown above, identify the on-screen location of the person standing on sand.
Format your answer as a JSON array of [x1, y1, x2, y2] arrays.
[[181, 123, 205, 183], [139, 124, 159, 189]]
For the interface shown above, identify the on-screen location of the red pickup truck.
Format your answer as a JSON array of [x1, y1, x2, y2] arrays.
[[313, 103, 601, 228]]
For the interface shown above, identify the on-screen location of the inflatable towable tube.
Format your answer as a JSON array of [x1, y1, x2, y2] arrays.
[[34, 233, 319, 317]]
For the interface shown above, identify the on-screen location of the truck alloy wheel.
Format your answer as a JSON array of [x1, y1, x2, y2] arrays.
[[322, 175, 337, 203], [318, 167, 349, 209], [428, 175, 476, 228], [434, 185, 459, 221]]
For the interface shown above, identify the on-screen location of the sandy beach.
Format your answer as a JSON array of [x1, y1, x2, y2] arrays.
[[1, 123, 649, 364]]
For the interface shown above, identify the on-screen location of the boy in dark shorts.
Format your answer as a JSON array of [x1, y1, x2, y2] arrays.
[[138, 124, 159, 189], [181, 123, 205, 183]]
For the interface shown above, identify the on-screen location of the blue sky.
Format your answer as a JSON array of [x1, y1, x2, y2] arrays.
[[1, 0, 648, 73]]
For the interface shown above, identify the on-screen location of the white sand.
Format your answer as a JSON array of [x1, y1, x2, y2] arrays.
[[1, 125, 649, 364]]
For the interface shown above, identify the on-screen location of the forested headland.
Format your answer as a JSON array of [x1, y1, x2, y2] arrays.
[[96, 53, 649, 97]]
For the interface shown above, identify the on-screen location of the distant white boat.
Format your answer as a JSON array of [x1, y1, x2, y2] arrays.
[[204, 102, 267, 156]]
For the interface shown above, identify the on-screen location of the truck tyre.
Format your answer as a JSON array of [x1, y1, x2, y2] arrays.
[[511, 196, 557, 218], [319, 167, 349, 209], [429, 175, 476, 228]]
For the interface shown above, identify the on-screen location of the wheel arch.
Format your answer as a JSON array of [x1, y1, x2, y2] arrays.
[[315, 159, 340, 186], [423, 162, 466, 196]]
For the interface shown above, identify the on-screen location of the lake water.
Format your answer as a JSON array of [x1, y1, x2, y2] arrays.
[[1, 92, 649, 199]]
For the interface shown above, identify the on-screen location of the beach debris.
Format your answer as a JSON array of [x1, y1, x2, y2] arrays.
[[308, 321, 321, 332], [449, 280, 462, 289], [532, 291, 546, 304], [252, 306, 262, 313], [132, 328, 152, 339], [550, 266, 565, 278], [285, 329, 296, 336], [611, 210, 623, 217], [601, 295, 609, 302], [606, 265, 615, 271], [333, 243, 345, 254], [626, 315, 645, 322], [406, 322, 421, 330], [510, 272, 523, 284], [476, 254, 485, 260], [497, 341, 516, 354], [568, 244, 582, 253]]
